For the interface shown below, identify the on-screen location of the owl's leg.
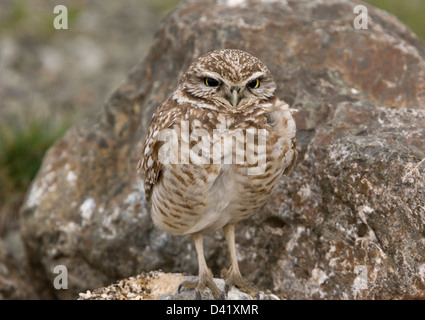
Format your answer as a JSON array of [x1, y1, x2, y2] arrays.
[[177, 232, 223, 300], [221, 224, 259, 299]]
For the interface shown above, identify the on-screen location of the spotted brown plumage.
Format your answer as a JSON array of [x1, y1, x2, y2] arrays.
[[138, 49, 297, 299]]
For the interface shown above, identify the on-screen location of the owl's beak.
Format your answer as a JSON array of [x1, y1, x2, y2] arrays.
[[229, 86, 241, 108]]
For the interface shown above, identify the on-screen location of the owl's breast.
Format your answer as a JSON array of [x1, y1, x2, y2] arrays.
[[149, 102, 297, 235]]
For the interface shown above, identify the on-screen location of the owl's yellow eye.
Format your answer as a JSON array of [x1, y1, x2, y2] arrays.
[[204, 78, 220, 87], [248, 79, 260, 89]]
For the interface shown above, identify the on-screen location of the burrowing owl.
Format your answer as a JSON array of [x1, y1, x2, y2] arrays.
[[138, 49, 297, 299]]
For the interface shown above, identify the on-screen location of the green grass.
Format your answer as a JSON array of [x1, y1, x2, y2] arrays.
[[145, 0, 181, 16], [365, 0, 425, 41], [0, 1, 83, 38], [0, 119, 71, 235], [0, 121, 63, 192]]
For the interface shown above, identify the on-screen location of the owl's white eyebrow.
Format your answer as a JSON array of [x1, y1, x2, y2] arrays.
[[172, 92, 218, 111], [200, 72, 222, 81], [245, 72, 266, 83]]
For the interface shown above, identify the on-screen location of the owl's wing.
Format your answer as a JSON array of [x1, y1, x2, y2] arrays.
[[137, 99, 181, 201], [283, 137, 297, 175], [266, 100, 298, 175]]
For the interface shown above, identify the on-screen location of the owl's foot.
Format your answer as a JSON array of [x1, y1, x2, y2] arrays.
[[221, 268, 260, 299], [177, 271, 225, 300]]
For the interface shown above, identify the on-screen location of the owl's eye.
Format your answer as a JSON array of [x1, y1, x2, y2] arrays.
[[248, 79, 260, 89], [204, 78, 220, 87]]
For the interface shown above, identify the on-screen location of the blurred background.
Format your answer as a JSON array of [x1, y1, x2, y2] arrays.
[[0, 0, 424, 239]]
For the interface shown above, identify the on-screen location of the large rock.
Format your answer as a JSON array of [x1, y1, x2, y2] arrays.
[[20, 0, 425, 299]]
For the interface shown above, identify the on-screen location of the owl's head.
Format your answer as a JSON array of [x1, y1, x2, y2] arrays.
[[178, 49, 276, 111]]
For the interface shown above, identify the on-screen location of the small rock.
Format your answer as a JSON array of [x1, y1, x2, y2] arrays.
[[78, 271, 279, 300]]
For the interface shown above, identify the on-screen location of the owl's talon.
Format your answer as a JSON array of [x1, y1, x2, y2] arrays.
[[222, 271, 259, 299], [177, 283, 184, 294], [177, 276, 222, 300], [196, 290, 202, 300], [177, 280, 197, 294]]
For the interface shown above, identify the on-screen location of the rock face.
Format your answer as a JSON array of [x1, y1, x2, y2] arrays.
[[20, 0, 425, 299]]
